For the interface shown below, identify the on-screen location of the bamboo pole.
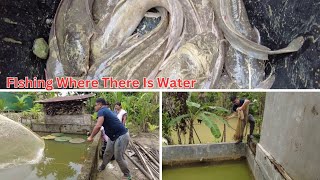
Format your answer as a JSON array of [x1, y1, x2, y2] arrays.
[[130, 141, 156, 180], [134, 141, 159, 165], [125, 153, 153, 180]]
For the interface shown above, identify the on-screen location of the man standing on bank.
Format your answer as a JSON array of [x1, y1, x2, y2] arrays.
[[87, 98, 131, 180], [228, 95, 255, 143]]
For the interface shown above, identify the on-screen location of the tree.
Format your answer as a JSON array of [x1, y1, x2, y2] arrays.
[[162, 92, 189, 144], [168, 93, 232, 144]]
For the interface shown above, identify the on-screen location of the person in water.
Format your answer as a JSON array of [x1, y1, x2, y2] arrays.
[[87, 98, 131, 180]]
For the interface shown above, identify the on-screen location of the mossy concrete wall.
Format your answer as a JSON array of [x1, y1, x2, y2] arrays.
[[45, 114, 92, 125], [78, 132, 101, 180], [31, 123, 92, 134], [162, 143, 246, 166]]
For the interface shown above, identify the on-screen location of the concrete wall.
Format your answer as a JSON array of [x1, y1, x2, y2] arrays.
[[31, 124, 92, 134], [78, 132, 101, 180], [45, 114, 92, 125], [246, 144, 286, 180], [1, 113, 93, 134], [257, 92, 320, 180], [162, 143, 246, 166], [0, 112, 44, 124]]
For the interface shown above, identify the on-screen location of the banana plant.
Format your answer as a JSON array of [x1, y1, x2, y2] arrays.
[[169, 95, 231, 143]]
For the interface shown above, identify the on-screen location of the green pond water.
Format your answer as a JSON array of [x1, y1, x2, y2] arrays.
[[0, 134, 89, 180], [163, 160, 254, 180]]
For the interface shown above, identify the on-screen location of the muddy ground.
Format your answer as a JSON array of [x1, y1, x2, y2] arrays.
[[243, 0, 320, 88], [0, 0, 60, 88], [96, 132, 159, 180], [0, 0, 319, 88]]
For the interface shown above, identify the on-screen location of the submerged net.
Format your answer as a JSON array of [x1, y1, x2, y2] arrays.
[[0, 115, 45, 169]]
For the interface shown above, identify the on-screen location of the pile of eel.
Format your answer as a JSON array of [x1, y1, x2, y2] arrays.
[[46, 0, 305, 89]]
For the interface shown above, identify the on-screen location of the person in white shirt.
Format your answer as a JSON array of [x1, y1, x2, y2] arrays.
[[114, 102, 127, 126]]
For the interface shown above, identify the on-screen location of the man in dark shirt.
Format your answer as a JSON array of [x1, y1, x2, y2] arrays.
[[228, 95, 255, 143], [87, 98, 131, 179], [100, 101, 115, 161]]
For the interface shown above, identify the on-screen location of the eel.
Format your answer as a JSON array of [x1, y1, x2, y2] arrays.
[[45, 0, 305, 89], [223, 0, 265, 89], [155, 32, 221, 89], [90, 0, 183, 61], [86, 7, 171, 87], [213, 0, 304, 61], [46, 0, 95, 79]]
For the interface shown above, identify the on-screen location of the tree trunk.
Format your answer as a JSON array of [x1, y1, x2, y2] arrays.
[[176, 124, 182, 144], [162, 92, 189, 144], [223, 124, 226, 142], [189, 119, 194, 144]]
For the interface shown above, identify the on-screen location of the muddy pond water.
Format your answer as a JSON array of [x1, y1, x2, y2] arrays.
[[163, 160, 254, 180], [0, 133, 89, 180]]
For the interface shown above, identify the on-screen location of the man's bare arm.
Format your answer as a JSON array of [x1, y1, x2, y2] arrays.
[[226, 112, 237, 120], [89, 116, 104, 139], [239, 99, 250, 111], [122, 114, 127, 125]]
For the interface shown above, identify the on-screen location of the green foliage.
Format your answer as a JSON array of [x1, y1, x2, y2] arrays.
[[22, 103, 43, 120], [147, 122, 159, 132], [186, 101, 201, 108], [170, 95, 231, 140], [37, 92, 57, 100], [197, 112, 221, 138], [0, 99, 7, 111], [163, 92, 266, 144], [162, 112, 172, 140], [169, 114, 191, 126], [195, 92, 266, 135], [27, 103, 43, 119], [87, 92, 159, 132], [203, 111, 233, 129], [130, 93, 159, 132], [14, 95, 30, 111], [91, 112, 98, 121], [0, 92, 34, 111]]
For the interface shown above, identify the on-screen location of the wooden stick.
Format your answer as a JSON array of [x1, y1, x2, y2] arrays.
[[134, 141, 159, 165], [125, 153, 153, 180], [130, 141, 156, 180]]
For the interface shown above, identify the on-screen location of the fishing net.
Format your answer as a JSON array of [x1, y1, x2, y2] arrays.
[[233, 108, 249, 141], [0, 115, 45, 169]]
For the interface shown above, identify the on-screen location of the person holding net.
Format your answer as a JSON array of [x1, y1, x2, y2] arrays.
[[227, 95, 255, 144]]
